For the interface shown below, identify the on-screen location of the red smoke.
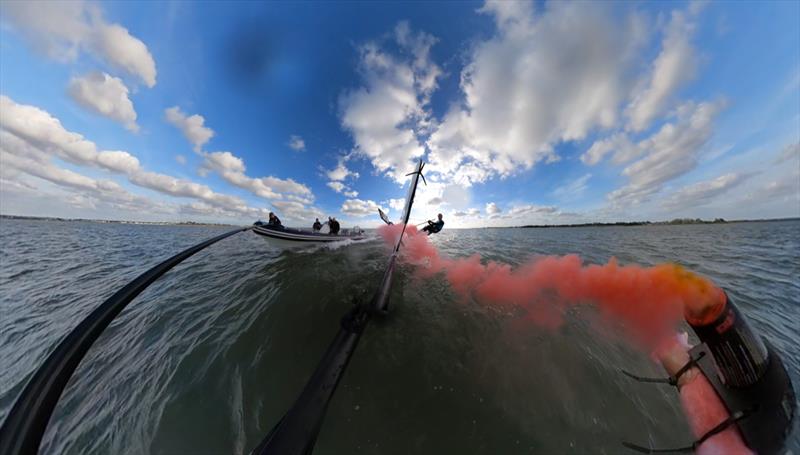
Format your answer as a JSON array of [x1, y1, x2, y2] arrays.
[[379, 224, 723, 349]]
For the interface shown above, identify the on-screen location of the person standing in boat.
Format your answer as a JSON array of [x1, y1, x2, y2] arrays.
[[313, 218, 322, 231], [329, 217, 340, 235], [422, 213, 444, 235], [268, 212, 282, 227]]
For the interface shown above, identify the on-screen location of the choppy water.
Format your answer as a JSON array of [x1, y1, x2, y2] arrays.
[[0, 219, 798, 454]]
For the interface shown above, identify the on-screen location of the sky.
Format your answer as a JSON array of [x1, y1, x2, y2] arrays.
[[0, 0, 798, 228]]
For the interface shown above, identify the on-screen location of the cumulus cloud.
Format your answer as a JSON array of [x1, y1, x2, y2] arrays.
[[271, 199, 324, 222], [339, 21, 441, 182], [341, 198, 384, 217], [0, 95, 282, 219], [175, 154, 187, 165], [326, 181, 358, 198], [609, 100, 725, 206], [581, 133, 639, 166], [326, 158, 358, 181], [663, 172, 753, 210], [485, 202, 502, 216], [165, 106, 215, 152], [1, 147, 168, 214], [426, 1, 647, 185], [625, 7, 699, 132], [96, 150, 141, 174], [0, 95, 140, 172], [1, 0, 157, 87], [288, 135, 305, 151], [327, 181, 346, 193], [69, 72, 138, 131], [201, 150, 312, 200]]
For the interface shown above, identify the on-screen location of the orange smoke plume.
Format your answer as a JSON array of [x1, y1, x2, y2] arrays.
[[379, 224, 725, 348]]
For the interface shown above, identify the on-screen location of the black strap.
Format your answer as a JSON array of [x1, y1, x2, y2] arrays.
[[622, 410, 748, 453], [621, 352, 704, 387]]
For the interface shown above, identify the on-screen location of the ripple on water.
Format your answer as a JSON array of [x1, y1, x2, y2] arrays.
[[0, 219, 798, 453]]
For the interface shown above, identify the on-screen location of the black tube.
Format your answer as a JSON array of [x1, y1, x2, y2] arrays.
[[688, 293, 769, 387], [0, 227, 249, 455], [256, 161, 424, 454], [254, 306, 368, 455]]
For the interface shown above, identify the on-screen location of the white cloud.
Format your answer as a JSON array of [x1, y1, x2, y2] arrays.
[[326, 181, 345, 192], [581, 133, 639, 166], [339, 22, 441, 182], [201, 151, 312, 200], [1, 0, 157, 87], [1, 95, 99, 164], [454, 207, 481, 217], [165, 106, 214, 152], [326, 159, 358, 181], [271, 200, 324, 222], [388, 198, 405, 212], [625, 8, 699, 132], [127, 170, 246, 209], [92, 22, 157, 88], [552, 174, 592, 200], [96, 150, 140, 174], [288, 135, 305, 151], [663, 172, 753, 210], [485, 202, 501, 215], [341, 198, 384, 217], [327, 180, 358, 197], [175, 154, 187, 165], [609, 100, 725, 206], [427, 1, 647, 185], [0, 95, 281, 219], [507, 204, 558, 217], [68, 72, 138, 131], [1, 148, 168, 213]]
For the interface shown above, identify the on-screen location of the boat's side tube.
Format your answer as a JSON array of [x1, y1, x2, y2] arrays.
[[0, 227, 249, 455]]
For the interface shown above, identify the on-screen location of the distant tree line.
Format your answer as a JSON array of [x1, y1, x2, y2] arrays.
[[518, 218, 729, 229]]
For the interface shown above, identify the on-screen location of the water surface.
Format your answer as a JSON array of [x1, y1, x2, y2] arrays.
[[1, 219, 798, 453]]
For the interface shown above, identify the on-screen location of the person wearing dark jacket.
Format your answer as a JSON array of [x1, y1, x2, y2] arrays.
[[329, 217, 340, 235], [268, 212, 282, 227], [422, 213, 444, 235], [313, 218, 322, 231]]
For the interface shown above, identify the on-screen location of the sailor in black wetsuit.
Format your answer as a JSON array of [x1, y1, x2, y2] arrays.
[[329, 217, 340, 235], [422, 213, 444, 235], [268, 212, 282, 227], [313, 218, 322, 231]]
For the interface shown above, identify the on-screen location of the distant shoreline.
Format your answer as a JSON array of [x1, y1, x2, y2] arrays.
[[0, 214, 238, 227], [2, 213, 797, 229], [512, 217, 800, 228]]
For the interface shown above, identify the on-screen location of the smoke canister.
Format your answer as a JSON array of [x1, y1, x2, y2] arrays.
[[686, 291, 769, 388]]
